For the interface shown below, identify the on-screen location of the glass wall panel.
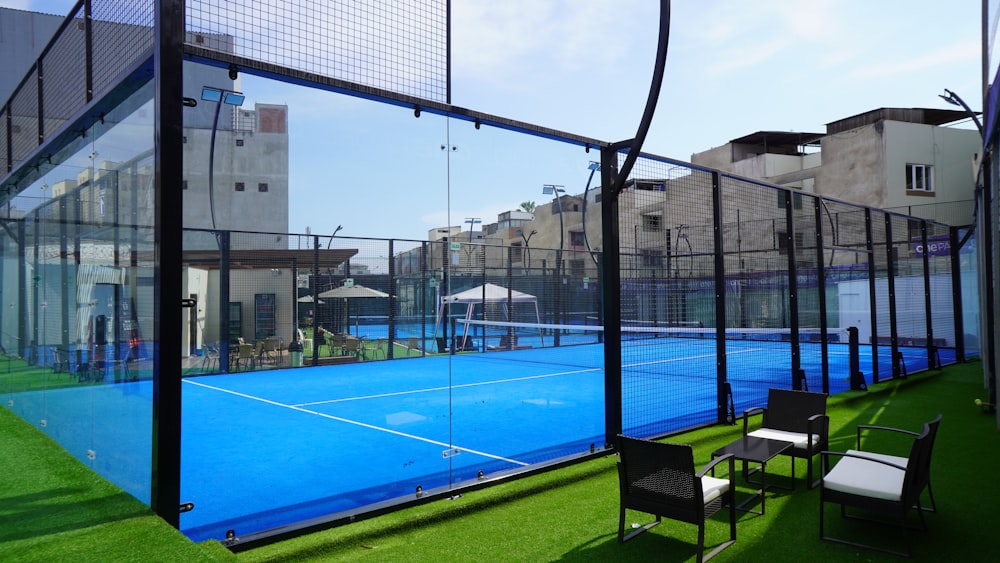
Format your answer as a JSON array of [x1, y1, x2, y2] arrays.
[[720, 177, 794, 409], [820, 200, 874, 390], [870, 210, 891, 380], [892, 215, 929, 375], [2, 81, 155, 505], [958, 227, 980, 359], [617, 158, 718, 436], [177, 74, 454, 541]]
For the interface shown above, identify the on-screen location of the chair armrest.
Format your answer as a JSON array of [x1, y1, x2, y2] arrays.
[[855, 424, 918, 450], [807, 413, 830, 446], [742, 407, 766, 435], [698, 453, 734, 479]]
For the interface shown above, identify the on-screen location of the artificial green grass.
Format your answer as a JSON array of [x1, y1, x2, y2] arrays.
[[2, 361, 996, 561], [0, 355, 83, 394], [0, 404, 231, 563], [237, 362, 998, 562]]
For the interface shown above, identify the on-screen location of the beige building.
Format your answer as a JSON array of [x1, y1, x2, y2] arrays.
[[692, 108, 982, 227]]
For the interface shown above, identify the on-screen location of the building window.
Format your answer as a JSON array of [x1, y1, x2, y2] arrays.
[[642, 214, 662, 232], [569, 259, 586, 277], [182, 180, 188, 190], [570, 231, 585, 247], [235, 182, 245, 192], [236, 139, 245, 147], [182, 135, 187, 144], [906, 164, 933, 192], [258, 182, 268, 193]]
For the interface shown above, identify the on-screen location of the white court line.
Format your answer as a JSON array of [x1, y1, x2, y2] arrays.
[[622, 346, 767, 369], [184, 379, 530, 467], [296, 367, 600, 407]]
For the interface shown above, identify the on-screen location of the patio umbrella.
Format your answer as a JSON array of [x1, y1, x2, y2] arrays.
[[297, 295, 323, 304], [318, 284, 389, 334]]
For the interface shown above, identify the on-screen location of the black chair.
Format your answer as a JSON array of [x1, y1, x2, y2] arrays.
[[617, 435, 736, 563], [819, 415, 942, 557], [854, 413, 942, 512], [743, 388, 829, 488]]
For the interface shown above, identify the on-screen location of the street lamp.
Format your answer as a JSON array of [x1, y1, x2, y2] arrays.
[[201, 86, 245, 230], [941, 88, 993, 411], [327, 225, 343, 249], [464, 217, 481, 242], [939, 88, 984, 137], [542, 184, 566, 345], [542, 184, 566, 251]]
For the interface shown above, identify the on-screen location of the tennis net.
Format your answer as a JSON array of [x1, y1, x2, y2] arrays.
[[455, 319, 852, 350]]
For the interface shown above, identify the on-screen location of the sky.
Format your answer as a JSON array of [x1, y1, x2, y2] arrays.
[[0, 0, 986, 244]]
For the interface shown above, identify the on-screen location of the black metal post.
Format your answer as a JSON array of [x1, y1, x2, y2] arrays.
[[152, 0, 185, 529], [920, 221, 936, 368], [387, 239, 395, 360], [865, 209, 880, 383], [950, 227, 965, 363], [219, 231, 231, 371], [601, 143, 623, 446], [885, 214, 900, 378], [784, 191, 802, 390], [814, 198, 830, 394], [312, 235, 320, 364], [711, 171, 729, 422]]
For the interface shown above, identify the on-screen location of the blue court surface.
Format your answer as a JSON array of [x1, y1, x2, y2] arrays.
[[8, 336, 957, 542]]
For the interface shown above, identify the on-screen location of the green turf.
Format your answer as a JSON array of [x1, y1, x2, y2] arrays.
[[2, 361, 996, 562], [0, 355, 84, 394]]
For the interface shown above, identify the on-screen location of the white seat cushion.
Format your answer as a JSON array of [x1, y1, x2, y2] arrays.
[[701, 475, 730, 504], [747, 428, 820, 450], [823, 449, 904, 501]]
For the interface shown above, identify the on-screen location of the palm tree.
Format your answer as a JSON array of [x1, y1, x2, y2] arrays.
[[519, 201, 535, 213]]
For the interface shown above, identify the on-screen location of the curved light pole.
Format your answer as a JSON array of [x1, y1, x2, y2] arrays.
[[543, 184, 565, 344], [542, 184, 566, 253], [201, 86, 245, 230], [940, 88, 993, 411], [939, 89, 984, 137]]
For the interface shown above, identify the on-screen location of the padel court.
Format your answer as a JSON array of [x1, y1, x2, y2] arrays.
[[11, 333, 955, 542]]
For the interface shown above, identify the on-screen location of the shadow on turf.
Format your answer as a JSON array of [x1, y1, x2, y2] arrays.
[[0, 487, 151, 543]]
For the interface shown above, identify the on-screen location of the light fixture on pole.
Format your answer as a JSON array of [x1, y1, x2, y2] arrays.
[[201, 86, 246, 230], [940, 87, 993, 412], [542, 184, 566, 252], [939, 88, 984, 137], [327, 225, 343, 249], [464, 217, 481, 242]]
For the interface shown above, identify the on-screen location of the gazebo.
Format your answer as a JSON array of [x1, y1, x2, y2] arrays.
[[434, 283, 542, 348]]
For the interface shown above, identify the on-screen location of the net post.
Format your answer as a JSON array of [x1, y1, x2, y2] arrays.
[[848, 326, 867, 390]]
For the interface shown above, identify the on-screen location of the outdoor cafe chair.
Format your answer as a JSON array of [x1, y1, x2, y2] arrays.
[[743, 388, 829, 488], [363, 337, 386, 360], [853, 413, 942, 513], [819, 414, 942, 557], [617, 435, 736, 563]]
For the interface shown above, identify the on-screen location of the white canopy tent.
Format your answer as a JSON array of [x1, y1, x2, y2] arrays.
[[434, 283, 542, 348]]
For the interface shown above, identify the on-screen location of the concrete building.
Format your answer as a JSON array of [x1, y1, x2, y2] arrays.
[[692, 108, 982, 227]]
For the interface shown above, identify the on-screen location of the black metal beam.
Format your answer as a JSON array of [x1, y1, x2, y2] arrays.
[[151, 0, 185, 529], [600, 144, 622, 445], [711, 171, 728, 421]]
